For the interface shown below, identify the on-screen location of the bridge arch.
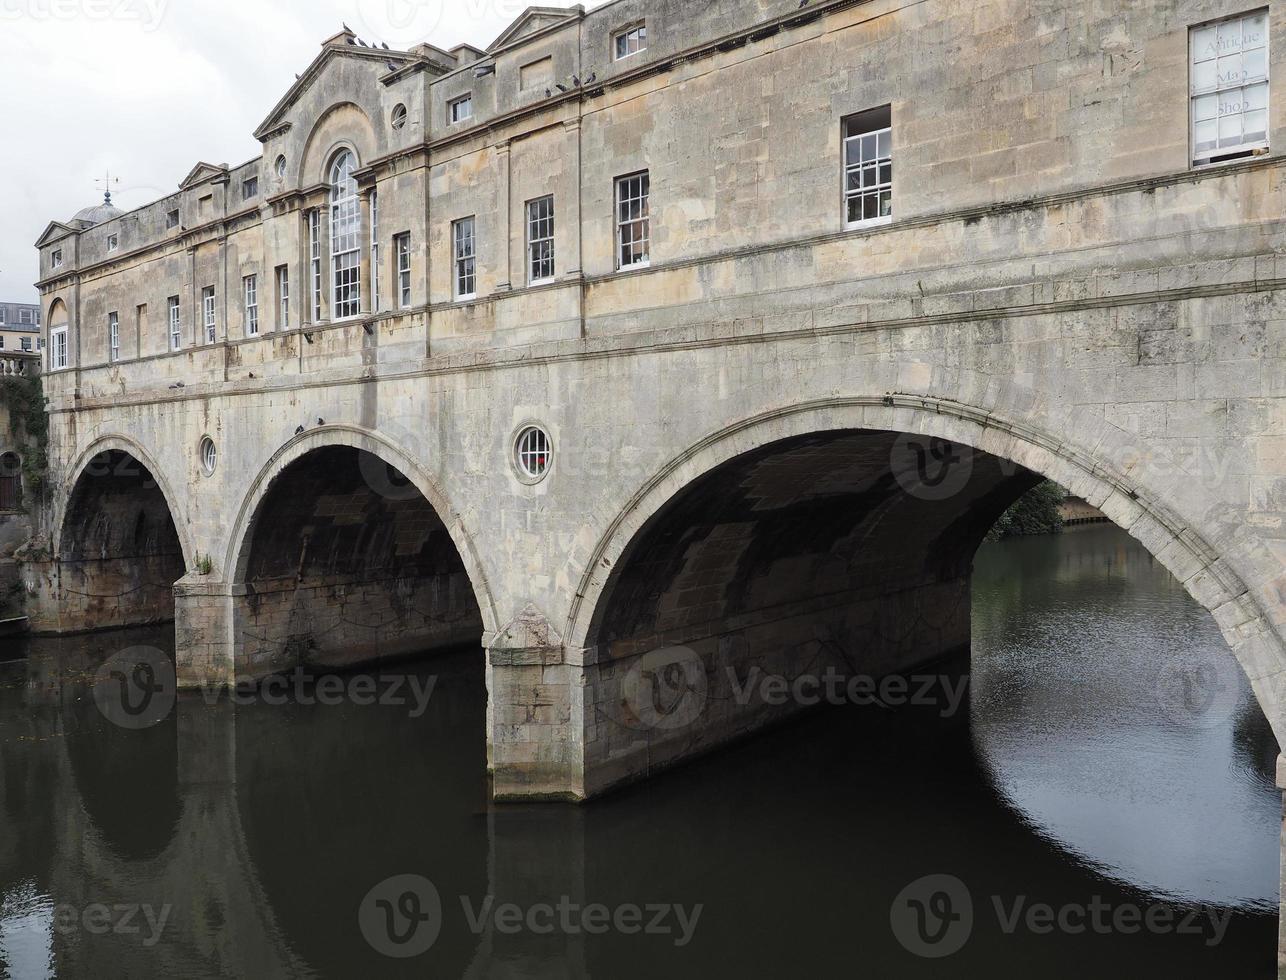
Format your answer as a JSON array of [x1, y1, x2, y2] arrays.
[[51, 435, 191, 632], [565, 395, 1286, 752], [223, 424, 496, 676]]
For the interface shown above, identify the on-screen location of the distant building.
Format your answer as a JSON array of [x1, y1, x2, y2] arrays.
[[0, 302, 41, 355]]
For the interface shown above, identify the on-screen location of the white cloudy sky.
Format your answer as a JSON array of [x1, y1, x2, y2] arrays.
[[0, 0, 582, 302]]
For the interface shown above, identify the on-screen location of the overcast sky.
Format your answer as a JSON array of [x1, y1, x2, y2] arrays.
[[0, 0, 582, 302]]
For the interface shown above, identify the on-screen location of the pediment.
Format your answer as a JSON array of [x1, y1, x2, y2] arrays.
[[489, 6, 582, 51], [35, 221, 76, 248], [179, 162, 229, 190]]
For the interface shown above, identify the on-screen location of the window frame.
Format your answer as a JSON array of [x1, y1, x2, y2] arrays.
[[168, 295, 182, 351], [242, 176, 259, 200], [165, 209, 179, 230], [309, 208, 322, 323], [453, 217, 477, 301], [614, 22, 648, 61], [395, 233, 412, 309], [526, 195, 556, 285], [843, 106, 894, 231], [106, 233, 119, 252], [329, 151, 361, 320], [202, 286, 216, 344], [615, 171, 651, 271], [449, 94, 474, 124], [50, 325, 68, 370], [276, 264, 290, 330], [370, 190, 380, 312], [244, 274, 259, 337], [1190, 9, 1270, 167], [108, 311, 119, 362], [51, 249, 63, 269]]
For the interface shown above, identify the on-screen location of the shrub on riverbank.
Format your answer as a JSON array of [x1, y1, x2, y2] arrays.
[[989, 481, 1065, 539]]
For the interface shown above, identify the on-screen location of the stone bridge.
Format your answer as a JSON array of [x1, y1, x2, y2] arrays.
[[21, 0, 1286, 966]]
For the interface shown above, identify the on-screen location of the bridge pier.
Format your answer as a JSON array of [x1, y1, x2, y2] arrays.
[[174, 577, 235, 690]]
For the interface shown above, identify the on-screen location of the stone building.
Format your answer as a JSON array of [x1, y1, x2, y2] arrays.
[[0, 301, 41, 358], [25, 1, 1286, 934]]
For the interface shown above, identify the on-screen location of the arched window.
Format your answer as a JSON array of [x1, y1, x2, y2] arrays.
[[329, 151, 361, 319], [0, 452, 20, 511]]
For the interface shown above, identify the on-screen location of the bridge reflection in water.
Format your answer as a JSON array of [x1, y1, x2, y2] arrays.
[[0, 525, 1276, 978]]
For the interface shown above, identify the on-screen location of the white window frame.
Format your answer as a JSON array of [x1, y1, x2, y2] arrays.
[[309, 208, 322, 322], [396, 233, 412, 309], [843, 107, 893, 230], [0, 309, 6, 324], [449, 94, 474, 124], [370, 190, 380, 312], [51, 249, 63, 269], [108, 311, 119, 362], [18, 309, 31, 325], [1190, 10, 1270, 167], [242, 176, 259, 200], [453, 217, 477, 300], [615, 171, 650, 270], [168, 296, 181, 351], [614, 23, 647, 61], [330, 152, 361, 320], [20, 337, 31, 352], [527, 196, 555, 285], [244, 274, 259, 336], [202, 286, 216, 344], [277, 265, 290, 329], [50, 326, 68, 370], [107, 233, 118, 252]]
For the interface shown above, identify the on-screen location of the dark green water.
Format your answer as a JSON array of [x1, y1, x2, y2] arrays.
[[0, 524, 1278, 977]]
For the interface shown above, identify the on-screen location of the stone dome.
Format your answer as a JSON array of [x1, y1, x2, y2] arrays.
[[71, 194, 124, 226]]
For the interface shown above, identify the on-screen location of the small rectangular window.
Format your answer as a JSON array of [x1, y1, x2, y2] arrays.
[[843, 105, 893, 229], [615, 171, 650, 270], [108, 311, 119, 362], [21, 337, 32, 353], [0, 337, 4, 348], [614, 23, 647, 61], [107, 233, 119, 252], [18, 309, 32, 325], [396, 233, 412, 309], [0, 309, 5, 324], [527, 196, 555, 284], [309, 209, 322, 322], [1190, 10, 1269, 166], [449, 94, 474, 124], [244, 274, 259, 336], [166, 209, 179, 229], [51, 249, 63, 268], [370, 191, 380, 312], [51, 326, 68, 369], [453, 217, 476, 299], [276, 265, 290, 329], [202, 286, 216, 344], [168, 296, 181, 351], [242, 176, 259, 200]]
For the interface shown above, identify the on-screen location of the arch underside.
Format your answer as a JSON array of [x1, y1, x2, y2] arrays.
[[55, 449, 185, 633], [233, 445, 482, 676]]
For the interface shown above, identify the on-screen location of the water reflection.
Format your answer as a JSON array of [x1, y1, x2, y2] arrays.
[[0, 524, 1278, 978]]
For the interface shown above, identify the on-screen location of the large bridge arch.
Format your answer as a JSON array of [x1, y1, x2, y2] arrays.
[[562, 392, 1286, 779], [45, 435, 192, 633], [220, 424, 496, 677]]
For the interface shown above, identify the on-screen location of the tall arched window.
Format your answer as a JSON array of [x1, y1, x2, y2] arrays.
[[329, 151, 361, 319]]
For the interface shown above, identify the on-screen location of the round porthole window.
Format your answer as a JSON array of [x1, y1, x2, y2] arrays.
[[274, 154, 287, 178], [199, 436, 217, 477], [391, 104, 408, 130], [513, 425, 552, 483]]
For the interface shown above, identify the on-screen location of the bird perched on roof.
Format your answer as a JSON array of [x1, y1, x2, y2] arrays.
[[381, 41, 390, 50], [386, 61, 399, 72], [555, 82, 569, 92]]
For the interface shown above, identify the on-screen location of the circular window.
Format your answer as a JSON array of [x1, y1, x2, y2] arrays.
[[391, 104, 408, 130], [274, 155, 287, 178], [199, 436, 217, 477], [513, 425, 552, 483]]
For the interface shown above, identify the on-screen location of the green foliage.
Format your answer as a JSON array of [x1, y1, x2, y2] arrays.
[[194, 553, 214, 576], [0, 373, 49, 502], [989, 481, 1066, 540]]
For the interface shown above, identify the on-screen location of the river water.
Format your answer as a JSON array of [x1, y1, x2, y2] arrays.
[[0, 524, 1278, 977]]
